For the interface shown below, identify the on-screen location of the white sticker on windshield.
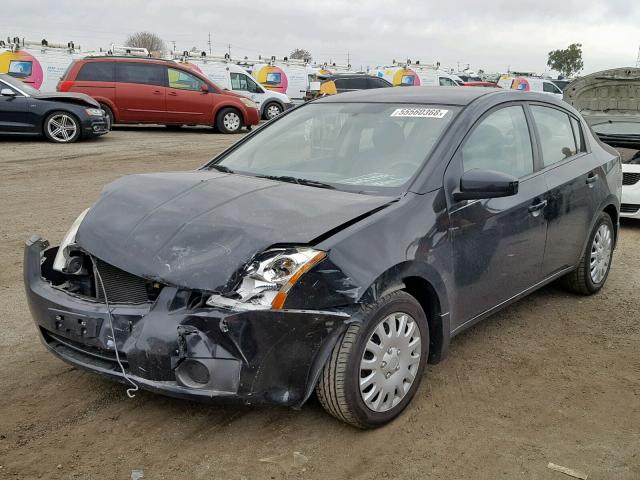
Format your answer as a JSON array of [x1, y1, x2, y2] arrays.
[[390, 108, 448, 118]]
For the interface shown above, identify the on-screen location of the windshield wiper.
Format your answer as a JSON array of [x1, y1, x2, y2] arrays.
[[254, 174, 336, 190], [209, 164, 235, 173]]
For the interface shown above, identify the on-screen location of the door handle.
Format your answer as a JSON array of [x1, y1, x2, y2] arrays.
[[153, 90, 162, 95], [586, 173, 599, 185], [528, 200, 548, 213], [168, 91, 178, 96]]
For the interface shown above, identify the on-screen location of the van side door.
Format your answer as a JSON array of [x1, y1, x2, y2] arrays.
[[166, 67, 215, 124], [115, 62, 166, 123]]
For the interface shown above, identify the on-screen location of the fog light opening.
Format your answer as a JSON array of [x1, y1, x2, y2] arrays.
[[176, 359, 211, 388]]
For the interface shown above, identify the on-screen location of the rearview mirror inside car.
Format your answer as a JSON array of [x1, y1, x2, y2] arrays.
[[454, 168, 519, 201]]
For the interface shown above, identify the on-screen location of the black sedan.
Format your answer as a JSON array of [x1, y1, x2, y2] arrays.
[[0, 74, 109, 143], [24, 87, 621, 428]]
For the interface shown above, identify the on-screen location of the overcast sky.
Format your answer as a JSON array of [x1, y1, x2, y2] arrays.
[[3, 0, 639, 75]]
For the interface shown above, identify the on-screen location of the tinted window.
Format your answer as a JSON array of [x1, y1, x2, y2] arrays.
[[76, 62, 115, 81], [368, 77, 390, 88], [462, 105, 534, 178], [531, 105, 577, 166], [543, 81, 560, 93], [168, 68, 205, 91], [570, 117, 586, 152], [333, 78, 348, 90], [116, 63, 165, 86], [335, 77, 368, 90], [439, 77, 456, 86]]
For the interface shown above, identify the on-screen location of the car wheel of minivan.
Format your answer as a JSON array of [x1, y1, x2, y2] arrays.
[[263, 102, 283, 120], [562, 212, 614, 295], [43, 111, 81, 143], [100, 104, 114, 127], [216, 108, 243, 134], [316, 290, 429, 428]]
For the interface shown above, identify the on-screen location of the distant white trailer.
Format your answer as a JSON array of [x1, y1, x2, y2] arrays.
[[371, 64, 459, 87], [0, 40, 84, 92]]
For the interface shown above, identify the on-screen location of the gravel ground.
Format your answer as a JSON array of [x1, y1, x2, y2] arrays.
[[0, 127, 638, 480]]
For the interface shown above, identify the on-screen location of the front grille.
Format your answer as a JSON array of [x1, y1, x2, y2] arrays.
[[94, 259, 150, 304], [43, 329, 128, 366], [623, 172, 640, 186], [620, 203, 640, 214]]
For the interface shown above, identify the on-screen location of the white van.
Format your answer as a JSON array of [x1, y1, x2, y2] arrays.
[[251, 62, 311, 104], [498, 75, 563, 99], [370, 65, 459, 87], [185, 60, 292, 120], [0, 41, 83, 92]]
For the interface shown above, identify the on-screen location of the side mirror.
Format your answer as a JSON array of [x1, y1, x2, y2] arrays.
[[454, 168, 519, 201], [1, 88, 16, 97], [200, 84, 209, 93]]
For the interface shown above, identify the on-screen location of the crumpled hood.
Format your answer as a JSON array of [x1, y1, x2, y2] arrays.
[[34, 92, 100, 108], [76, 171, 393, 291]]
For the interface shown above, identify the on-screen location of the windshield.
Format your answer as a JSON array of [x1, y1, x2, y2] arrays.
[[213, 103, 458, 194], [0, 74, 39, 95]]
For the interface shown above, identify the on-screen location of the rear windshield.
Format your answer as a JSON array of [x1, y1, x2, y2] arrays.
[[212, 102, 459, 194]]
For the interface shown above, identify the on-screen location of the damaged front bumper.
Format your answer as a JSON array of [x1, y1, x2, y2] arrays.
[[24, 236, 353, 407]]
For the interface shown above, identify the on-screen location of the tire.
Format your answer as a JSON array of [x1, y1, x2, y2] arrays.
[[316, 290, 429, 428], [100, 104, 115, 127], [43, 111, 81, 143], [263, 102, 283, 120], [215, 108, 243, 134], [561, 212, 614, 295]]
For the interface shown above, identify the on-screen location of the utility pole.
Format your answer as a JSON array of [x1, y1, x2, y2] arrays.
[[227, 43, 231, 57], [347, 51, 350, 66], [208, 33, 212, 54], [636, 44, 640, 68], [172, 40, 176, 52]]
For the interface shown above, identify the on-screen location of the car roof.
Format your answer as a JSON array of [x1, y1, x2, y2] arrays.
[[314, 85, 572, 109], [81, 56, 177, 66], [315, 86, 498, 105]]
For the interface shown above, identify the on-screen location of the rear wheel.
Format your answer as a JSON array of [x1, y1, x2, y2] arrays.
[[216, 108, 243, 134], [316, 291, 429, 428], [263, 102, 283, 120], [562, 212, 614, 295], [43, 111, 81, 143]]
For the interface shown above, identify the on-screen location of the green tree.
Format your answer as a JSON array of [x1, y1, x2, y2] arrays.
[[289, 48, 312, 62], [547, 43, 584, 78], [125, 31, 166, 56]]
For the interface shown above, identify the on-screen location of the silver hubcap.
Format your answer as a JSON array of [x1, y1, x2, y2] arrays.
[[266, 105, 281, 119], [47, 114, 77, 142], [359, 312, 422, 413], [223, 112, 241, 131], [590, 224, 612, 284]]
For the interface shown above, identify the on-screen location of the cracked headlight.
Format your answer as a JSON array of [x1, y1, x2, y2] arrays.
[[206, 247, 326, 310], [53, 208, 90, 272]]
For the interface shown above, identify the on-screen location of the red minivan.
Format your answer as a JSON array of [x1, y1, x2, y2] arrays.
[[58, 57, 260, 133]]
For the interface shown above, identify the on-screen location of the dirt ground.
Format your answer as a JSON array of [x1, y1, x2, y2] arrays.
[[0, 127, 638, 480]]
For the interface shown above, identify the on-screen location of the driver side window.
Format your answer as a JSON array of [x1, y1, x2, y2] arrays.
[[461, 105, 534, 178]]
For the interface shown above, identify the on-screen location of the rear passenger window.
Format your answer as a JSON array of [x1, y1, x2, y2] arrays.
[[530, 105, 577, 166], [116, 63, 165, 86], [76, 62, 115, 82], [461, 105, 534, 178], [570, 116, 586, 152]]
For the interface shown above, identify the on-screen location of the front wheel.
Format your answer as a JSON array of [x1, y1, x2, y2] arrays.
[[215, 108, 243, 134], [316, 291, 429, 428], [263, 102, 283, 120], [43, 112, 81, 143], [562, 212, 614, 295]]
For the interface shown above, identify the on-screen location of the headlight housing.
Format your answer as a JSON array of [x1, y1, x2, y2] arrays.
[[53, 208, 90, 272], [239, 97, 258, 110], [85, 108, 104, 116], [206, 247, 326, 310]]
